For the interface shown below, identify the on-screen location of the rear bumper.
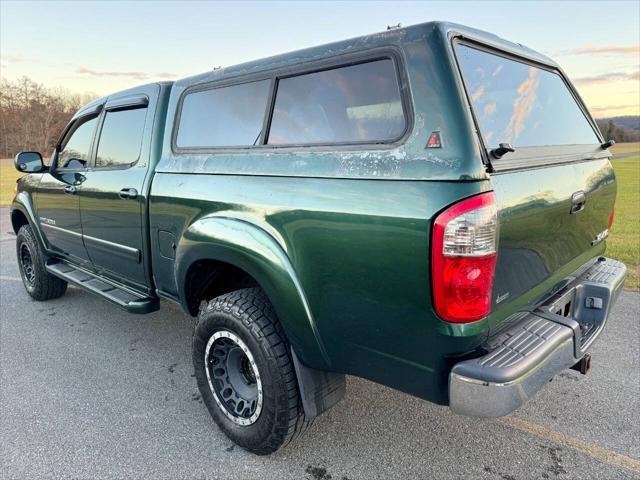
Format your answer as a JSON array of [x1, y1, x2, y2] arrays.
[[449, 257, 626, 418]]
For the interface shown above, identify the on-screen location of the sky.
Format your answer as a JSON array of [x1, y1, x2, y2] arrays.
[[1, 0, 639, 118]]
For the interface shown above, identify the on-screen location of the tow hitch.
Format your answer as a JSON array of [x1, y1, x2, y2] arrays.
[[571, 353, 592, 375]]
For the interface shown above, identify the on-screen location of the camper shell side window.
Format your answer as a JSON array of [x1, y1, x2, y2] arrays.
[[172, 49, 411, 153]]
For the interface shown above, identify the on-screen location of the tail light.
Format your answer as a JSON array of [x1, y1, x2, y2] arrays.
[[431, 192, 498, 323]]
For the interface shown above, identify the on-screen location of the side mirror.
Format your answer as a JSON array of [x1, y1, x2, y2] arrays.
[[15, 151, 46, 173]]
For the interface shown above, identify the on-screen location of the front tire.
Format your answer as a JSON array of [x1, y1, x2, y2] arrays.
[[192, 288, 310, 455], [16, 225, 67, 301]]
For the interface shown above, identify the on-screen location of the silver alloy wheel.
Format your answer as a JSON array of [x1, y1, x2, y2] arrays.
[[204, 330, 263, 426]]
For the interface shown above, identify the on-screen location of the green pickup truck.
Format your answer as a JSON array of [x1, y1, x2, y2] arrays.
[[11, 21, 626, 454]]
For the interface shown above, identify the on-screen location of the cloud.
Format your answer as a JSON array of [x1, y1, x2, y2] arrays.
[[156, 72, 180, 79], [471, 84, 485, 102], [555, 44, 640, 56], [483, 101, 497, 116], [77, 67, 149, 80], [76, 67, 180, 80], [484, 131, 493, 144], [0, 54, 39, 63], [505, 67, 539, 141], [590, 104, 640, 115], [573, 71, 639, 86]]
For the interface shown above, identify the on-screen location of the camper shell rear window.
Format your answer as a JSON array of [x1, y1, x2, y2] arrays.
[[453, 42, 599, 151]]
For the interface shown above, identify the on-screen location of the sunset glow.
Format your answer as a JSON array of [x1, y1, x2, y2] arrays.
[[1, 1, 638, 118]]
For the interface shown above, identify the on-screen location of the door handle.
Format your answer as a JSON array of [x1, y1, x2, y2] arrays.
[[64, 185, 77, 195], [571, 190, 586, 214], [118, 188, 138, 200]]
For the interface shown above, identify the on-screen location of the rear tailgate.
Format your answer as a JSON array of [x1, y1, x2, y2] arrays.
[[491, 160, 615, 322], [453, 40, 616, 333]]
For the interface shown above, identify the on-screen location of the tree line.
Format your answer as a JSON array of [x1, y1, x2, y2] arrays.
[[595, 118, 639, 143], [1, 76, 637, 160], [0, 77, 98, 159]]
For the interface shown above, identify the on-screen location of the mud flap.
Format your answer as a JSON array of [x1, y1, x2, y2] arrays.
[[291, 348, 346, 418]]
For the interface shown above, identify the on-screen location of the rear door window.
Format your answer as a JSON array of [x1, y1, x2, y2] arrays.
[[267, 59, 406, 145], [454, 44, 599, 149], [95, 107, 147, 168]]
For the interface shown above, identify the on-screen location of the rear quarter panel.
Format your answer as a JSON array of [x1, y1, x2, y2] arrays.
[[150, 174, 489, 403]]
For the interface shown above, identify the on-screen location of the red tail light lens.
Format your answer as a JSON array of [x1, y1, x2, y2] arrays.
[[608, 205, 615, 231], [431, 192, 498, 323]]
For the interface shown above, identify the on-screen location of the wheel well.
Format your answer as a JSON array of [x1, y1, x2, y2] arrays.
[[11, 209, 29, 234], [184, 259, 259, 316]]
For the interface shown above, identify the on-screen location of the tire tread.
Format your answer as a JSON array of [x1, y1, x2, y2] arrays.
[[195, 288, 312, 454], [16, 225, 67, 301]]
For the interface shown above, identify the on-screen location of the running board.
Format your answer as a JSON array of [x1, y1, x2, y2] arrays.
[[45, 260, 159, 314]]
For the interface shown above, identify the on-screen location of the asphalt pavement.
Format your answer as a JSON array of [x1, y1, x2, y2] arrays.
[[1, 207, 639, 480]]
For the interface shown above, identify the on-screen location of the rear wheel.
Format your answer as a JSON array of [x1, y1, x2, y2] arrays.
[[192, 288, 310, 455], [16, 225, 67, 301]]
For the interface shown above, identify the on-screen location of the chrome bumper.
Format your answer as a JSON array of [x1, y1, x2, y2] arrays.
[[449, 257, 626, 418]]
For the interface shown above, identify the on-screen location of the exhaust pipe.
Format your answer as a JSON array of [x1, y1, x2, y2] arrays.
[[571, 353, 592, 375]]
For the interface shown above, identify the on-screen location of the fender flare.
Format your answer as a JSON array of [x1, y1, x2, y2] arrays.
[[175, 216, 331, 370], [11, 193, 49, 251]]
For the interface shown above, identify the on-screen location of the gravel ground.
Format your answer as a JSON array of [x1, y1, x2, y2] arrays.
[[1, 208, 638, 480]]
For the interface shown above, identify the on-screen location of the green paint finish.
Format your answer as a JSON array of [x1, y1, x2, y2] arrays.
[[175, 215, 332, 368], [489, 158, 616, 333], [150, 174, 490, 402]]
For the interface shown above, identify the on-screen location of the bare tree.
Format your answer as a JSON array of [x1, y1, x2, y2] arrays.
[[0, 76, 98, 158]]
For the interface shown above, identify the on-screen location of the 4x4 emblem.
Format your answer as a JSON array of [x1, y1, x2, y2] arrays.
[[591, 228, 609, 246]]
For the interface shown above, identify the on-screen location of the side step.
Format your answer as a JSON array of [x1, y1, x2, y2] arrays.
[[46, 260, 159, 314]]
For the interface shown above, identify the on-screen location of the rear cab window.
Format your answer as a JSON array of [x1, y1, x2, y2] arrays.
[[453, 42, 600, 167]]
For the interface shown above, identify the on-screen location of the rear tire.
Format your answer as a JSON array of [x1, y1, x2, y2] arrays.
[[192, 288, 311, 455], [16, 225, 67, 301]]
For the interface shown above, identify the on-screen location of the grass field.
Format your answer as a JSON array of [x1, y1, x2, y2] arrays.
[[0, 158, 21, 208], [608, 155, 640, 290], [1, 149, 638, 288], [610, 141, 640, 156]]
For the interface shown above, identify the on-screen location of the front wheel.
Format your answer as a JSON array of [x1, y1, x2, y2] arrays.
[[16, 225, 67, 301], [192, 288, 311, 455]]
